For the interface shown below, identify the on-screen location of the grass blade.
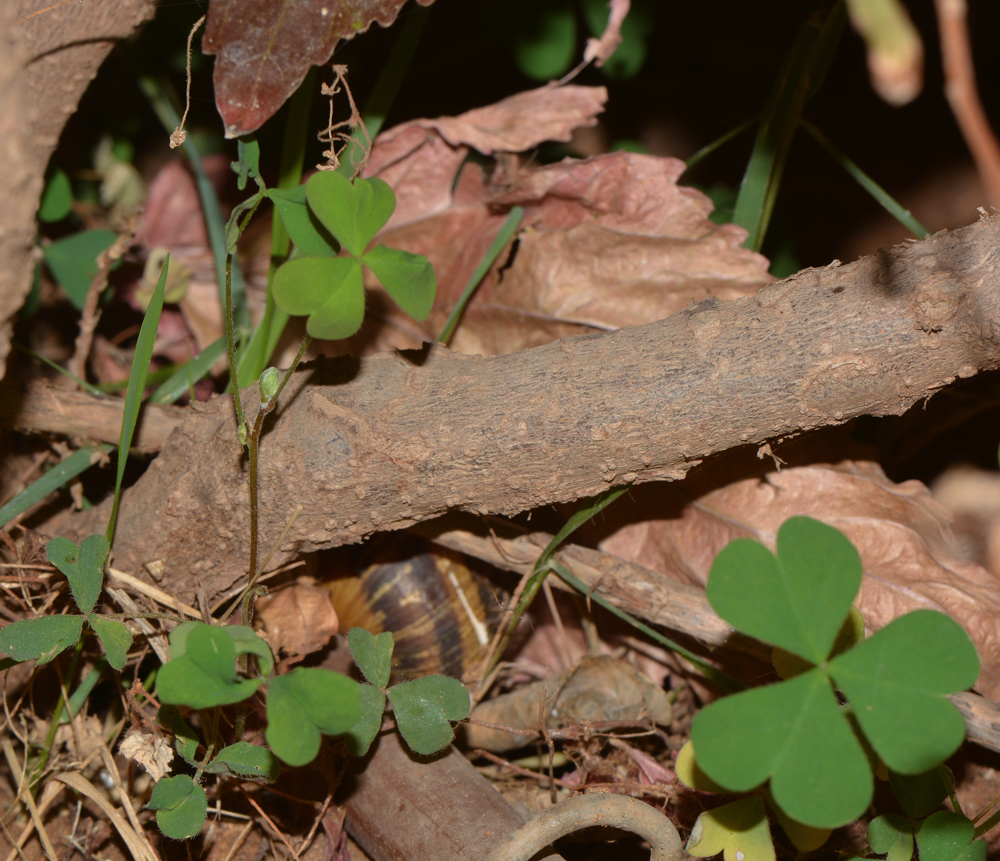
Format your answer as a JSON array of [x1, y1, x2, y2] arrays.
[[802, 120, 929, 238], [150, 334, 228, 405], [684, 116, 758, 171], [106, 256, 168, 545], [734, 4, 846, 251], [437, 206, 524, 345], [0, 445, 112, 528]]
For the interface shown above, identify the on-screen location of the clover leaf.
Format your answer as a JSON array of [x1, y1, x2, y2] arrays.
[[387, 674, 471, 755], [46, 534, 108, 615], [146, 775, 207, 839], [692, 516, 980, 829], [916, 812, 985, 861], [265, 667, 361, 766], [269, 173, 435, 342]]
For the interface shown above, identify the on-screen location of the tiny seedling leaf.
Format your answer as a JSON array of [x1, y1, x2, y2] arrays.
[[266, 667, 362, 766], [156, 623, 263, 709], [868, 815, 915, 861], [707, 516, 861, 664], [158, 705, 200, 764], [348, 627, 393, 689], [306, 173, 395, 258], [691, 667, 872, 827], [233, 137, 263, 191], [345, 683, 387, 757], [916, 811, 986, 861], [42, 229, 118, 309], [829, 610, 979, 774], [686, 797, 775, 861], [889, 766, 953, 820], [87, 616, 132, 671], [271, 255, 366, 341], [0, 615, 84, 664], [46, 534, 108, 614], [387, 674, 471, 756], [146, 775, 207, 839], [362, 245, 436, 322], [39, 167, 73, 223], [267, 186, 339, 257], [207, 742, 280, 780]]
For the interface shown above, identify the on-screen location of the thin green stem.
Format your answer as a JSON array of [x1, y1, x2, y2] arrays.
[[225, 255, 247, 436], [437, 207, 524, 346]]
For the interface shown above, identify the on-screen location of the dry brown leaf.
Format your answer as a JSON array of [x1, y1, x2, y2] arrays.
[[594, 461, 1000, 700], [380, 85, 608, 157], [256, 577, 340, 658], [202, 0, 435, 137]]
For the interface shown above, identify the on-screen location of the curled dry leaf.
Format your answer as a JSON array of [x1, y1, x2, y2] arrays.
[[120, 728, 174, 782], [466, 655, 672, 753], [202, 0, 436, 137], [256, 577, 340, 659], [593, 461, 1000, 699], [584, 0, 631, 67]]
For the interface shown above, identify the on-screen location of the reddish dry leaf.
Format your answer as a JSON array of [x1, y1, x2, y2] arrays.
[[256, 577, 340, 658], [380, 84, 608, 156], [593, 461, 1000, 700], [202, 0, 435, 137]]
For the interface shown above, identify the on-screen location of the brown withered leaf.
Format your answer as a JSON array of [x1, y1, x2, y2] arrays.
[[594, 461, 1000, 700], [256, 577, 339, 658], [202, 0, 435, 138]]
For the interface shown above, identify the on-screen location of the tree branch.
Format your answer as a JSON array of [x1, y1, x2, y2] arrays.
[[61, 216, 1000, 604]]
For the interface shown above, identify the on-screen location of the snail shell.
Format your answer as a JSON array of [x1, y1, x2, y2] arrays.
[[325, 539, 498, 681]]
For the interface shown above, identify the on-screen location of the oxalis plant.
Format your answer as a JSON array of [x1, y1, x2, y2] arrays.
[[678, 516, 990, 861]]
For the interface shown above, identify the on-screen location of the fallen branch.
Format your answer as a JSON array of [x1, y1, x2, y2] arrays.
[[59, 217, 1000, 604]]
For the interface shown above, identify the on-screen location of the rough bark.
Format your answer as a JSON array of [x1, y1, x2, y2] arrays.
[[61, 216, 1000, 604], [0, 378, 186, 453], [0, 0, 156, 378]]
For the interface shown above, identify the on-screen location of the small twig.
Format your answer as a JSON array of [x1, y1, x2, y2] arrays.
[[171, 14, 207, 148], [236, 786, 302, 861], [16, 0, 81, 24], [934, 0, 1000, 206]]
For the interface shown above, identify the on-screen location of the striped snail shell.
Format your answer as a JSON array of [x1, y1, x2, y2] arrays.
[[325, 539, 498, 682]]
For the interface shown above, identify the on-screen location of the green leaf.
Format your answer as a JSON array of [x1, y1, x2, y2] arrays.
[[107, 254, 167, 545], [362, 245, 436, 322], [266, 668, 362, 766], [686, 797, 775, 861], [87, 616, 132, 671], [233, 137, 263, 191], [158, 705, 200, 763], [267, 186, 339, 257], [513, 2, 576, 81], [348, 628, 393, 689], [829, 610, 979, 774], [42, 229, 117, 309], [386, 674, 470, 756], [39, 167, 73, 222], [206, 742, 280, 780], [146, 775, 207, 840], [156, 623, 264, 709], [707, 516, 862, 664], [773, 604, 865, 679], [272, 256, 365, 340], [889, 766, 953, 820], [223, 624, 275, 678], [916, 811, 985, 861], [305, 173, 395, 258], [675, 740, 726, 793], [691, 668, 872, 828], [345, 683, 387, 757], [0, 615, 84, 664], [46, 534, 108, 614], [868, 815, 914, 861]]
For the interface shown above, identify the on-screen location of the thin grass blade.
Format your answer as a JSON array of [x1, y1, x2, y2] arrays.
[[803, 120, 928, 237], [106, 255, 168, 545], [150, 334, 228, 405], [734, 4, 846, 251]]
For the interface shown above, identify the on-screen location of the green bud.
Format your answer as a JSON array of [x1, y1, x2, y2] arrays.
[[259, 367, 280, 404], [237, 424, 248, 446]]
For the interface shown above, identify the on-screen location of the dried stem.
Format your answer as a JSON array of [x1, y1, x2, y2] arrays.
[[934, 0, 1000, 206]]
